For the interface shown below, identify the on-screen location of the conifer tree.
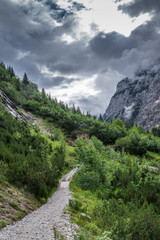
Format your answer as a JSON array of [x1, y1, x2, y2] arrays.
[[98, 113, 103, 121], [86, 111, 91, 117], [0, 62, 6, 69], [77, 106, 81, 114], [7, 66, 15, 77], [72, 104, 77, 114], [41, 88, 46, 98], [23, 72, 29, 85]]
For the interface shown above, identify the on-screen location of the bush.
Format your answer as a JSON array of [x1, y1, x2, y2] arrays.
[[70, 137, 160, 240], [115, 130, 160, 155], [0, 108, 66, 199]]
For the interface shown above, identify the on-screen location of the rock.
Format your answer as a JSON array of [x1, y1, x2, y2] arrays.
[[0, 169, 78, 240], [80, 213, 91, 220], [104, 65, 160, 130], [0, 90, 29, 123]]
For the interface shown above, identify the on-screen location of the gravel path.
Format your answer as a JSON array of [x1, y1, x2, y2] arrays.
[[0, 169, 78, 240]]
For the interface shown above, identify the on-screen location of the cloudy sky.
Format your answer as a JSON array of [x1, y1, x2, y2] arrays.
[[0, 0, 160, 115]]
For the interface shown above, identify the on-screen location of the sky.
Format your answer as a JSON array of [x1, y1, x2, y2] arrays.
[[0, 0, 160, 115]]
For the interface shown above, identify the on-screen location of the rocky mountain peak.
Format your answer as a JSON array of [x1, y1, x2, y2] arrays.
[[104, 65, 160, 130]]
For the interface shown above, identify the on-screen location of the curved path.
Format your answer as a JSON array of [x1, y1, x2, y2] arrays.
[[0, 169, 77, 240]]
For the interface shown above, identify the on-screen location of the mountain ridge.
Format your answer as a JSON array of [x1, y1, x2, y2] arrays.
[[104, 65, 160, 130]]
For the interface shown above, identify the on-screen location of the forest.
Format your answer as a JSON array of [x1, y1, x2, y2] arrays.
[[0, 62, 160, 239]]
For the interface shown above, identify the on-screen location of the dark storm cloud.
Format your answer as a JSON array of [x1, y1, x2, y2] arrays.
[[0, 0, 82, 81], [51, 63, 79, 74], [89, 10, 160, 77], [112, 0, 160, 75], [36, 0, 85, 23], [71, 2, 86, 11], [43, 76, 66, 88], [44, 0, 85, 12], [45, 0, 68, 22], [130, 21, 158, 41], [45, 0, 62, 10], [90, 31, 135, 59], [90, 18, 160, 60], [43, 75, 80, 89], [116, 0, 160, 17], [1, 0, 160, 115]]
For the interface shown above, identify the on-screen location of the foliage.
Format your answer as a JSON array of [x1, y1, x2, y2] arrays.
[[0, 63, 129, 144], [115, 127, 160, 155], [1, 62, 160, 238], [0, 106, 68, 199], [23, 72, 29, 85], [69, 137, 160, 240]]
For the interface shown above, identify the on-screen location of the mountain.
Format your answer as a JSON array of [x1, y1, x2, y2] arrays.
[[1, 62, 160, 239], [104, 65, 160, 130]]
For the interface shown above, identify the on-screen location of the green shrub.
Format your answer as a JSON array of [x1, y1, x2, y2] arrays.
[[70, 137, 160, 240], [0, 108, 66, 199]]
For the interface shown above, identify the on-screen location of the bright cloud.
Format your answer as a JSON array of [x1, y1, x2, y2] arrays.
[[58, 0, 151, 37]]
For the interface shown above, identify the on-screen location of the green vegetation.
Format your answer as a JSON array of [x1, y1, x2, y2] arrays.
[[115, 126, 160, 155], [0, 175, 40, 229], [0, 62, 127, 145], [0, 104, 72, 200], [69, 137, 160, 240], [0, 62, 160, 239], [53, 226, 66, 240]]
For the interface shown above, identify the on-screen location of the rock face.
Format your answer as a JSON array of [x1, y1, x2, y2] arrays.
[[104, 66, 160, 130], [0, 90, 29, 122]]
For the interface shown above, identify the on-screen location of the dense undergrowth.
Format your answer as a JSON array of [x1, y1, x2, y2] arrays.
[[0, 62, 160, 238], [69, 137, 160, 240], [0, 104, 74, 200]]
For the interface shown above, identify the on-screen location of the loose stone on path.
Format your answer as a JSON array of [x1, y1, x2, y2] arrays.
[[0, 169, 77, 240]]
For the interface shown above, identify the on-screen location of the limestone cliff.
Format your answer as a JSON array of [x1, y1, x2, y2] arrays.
[[104, 66, 160, 130], [0, 90, 29, 122]]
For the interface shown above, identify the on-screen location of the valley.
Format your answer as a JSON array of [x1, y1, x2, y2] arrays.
[[0, 62, 160, 240]]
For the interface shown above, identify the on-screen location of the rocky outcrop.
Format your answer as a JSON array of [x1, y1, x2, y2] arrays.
[[104, 66, 160, 130], [0, 90, 29, 122]]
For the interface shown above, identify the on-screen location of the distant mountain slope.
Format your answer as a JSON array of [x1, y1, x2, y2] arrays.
[[104, 66, 160, 130]]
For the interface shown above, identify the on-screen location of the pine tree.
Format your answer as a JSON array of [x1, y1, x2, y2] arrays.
[[86, 111, 91, 117], [0, 62, 6, 69], [41, 88, 46, 99], [15, 78, 21, 91], [65, 104, 69, 110], [7, 66, 15, 77], [72, 104, 77, 114], [77, 106, 81, 114], [98, 114, 103, 121], [23, 72, 29, 85]]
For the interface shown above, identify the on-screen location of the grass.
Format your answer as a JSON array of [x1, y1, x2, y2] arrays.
[[67, 182, 104, 240], [0, 176, 40, 229], [141, 151, 160, 172], [53, 226, 66, 240], [0, 111, 76, 230], [0, 220, 10, 229]]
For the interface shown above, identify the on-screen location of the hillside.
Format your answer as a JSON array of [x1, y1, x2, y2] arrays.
[[0, 62, 129, 145], [104, 65, 160, 130], [0, 176, 40, 230], [0, 62, 76, 229], [0, 62, 160, 240]]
